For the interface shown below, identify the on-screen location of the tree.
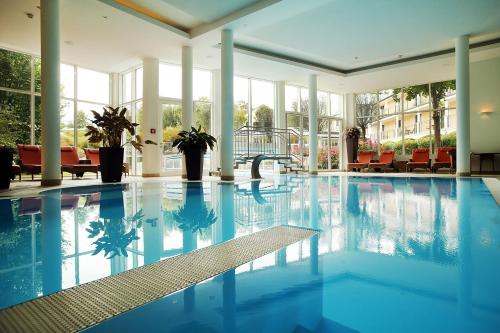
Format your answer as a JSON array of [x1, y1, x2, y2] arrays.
[[291, 98, 327, 115], [355, 93, 378, 140], [253, 104, 273, 129], [195, 101, 211, 132], [393, 80, 455, 149], [233, 100, 248, 129]]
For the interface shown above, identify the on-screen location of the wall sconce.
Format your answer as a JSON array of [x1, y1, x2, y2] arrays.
[[479, 107, 494, 118]]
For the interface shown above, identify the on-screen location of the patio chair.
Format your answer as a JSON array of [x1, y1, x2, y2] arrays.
[[406, 148, 431, 172], [17, 144, 42, 180], [367, 150, 395, 172], [432, 147, 456, 173], [61, 146, 99, 179], [347, 151, 374, 172]]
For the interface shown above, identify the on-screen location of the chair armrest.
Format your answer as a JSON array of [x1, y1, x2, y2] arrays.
[[79, 159, 91, 165], [408, 159, 414, 162]]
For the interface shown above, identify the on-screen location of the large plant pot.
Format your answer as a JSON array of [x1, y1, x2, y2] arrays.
[[99, 147, 124, 183], [346, 137, 359, 164], [99, 187, 125, 219], [0, 149, 13, 190], [184, 148, 204, 181]]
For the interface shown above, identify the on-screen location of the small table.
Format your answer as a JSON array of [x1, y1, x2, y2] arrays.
[[471, 152, 499, 174]]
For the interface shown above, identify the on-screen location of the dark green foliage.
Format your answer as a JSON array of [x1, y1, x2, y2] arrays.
[[393, 80, 455, 148], [254, 104, 273, 128], [173, 205, 217, 235], [172, 126, 216, 154], [86, 209, 148, 259], [85, 106, 156, 152]]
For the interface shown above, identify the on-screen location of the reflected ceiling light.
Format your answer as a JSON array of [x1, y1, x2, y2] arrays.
[[480, 107, 494, 114], [397, 54, 403, 59]]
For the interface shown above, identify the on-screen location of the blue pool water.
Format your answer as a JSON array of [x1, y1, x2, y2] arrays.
[[0, 176, 499, 332]]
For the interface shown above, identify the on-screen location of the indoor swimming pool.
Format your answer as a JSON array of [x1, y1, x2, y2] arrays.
[[0, 175, 499, 332]]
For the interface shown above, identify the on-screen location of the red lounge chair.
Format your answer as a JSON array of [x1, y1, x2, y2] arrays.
[[432, 147, 456, 173], [17, 144, 42, 180], [406, 148, 430, 172], [83, 148, 100, 166], [367, 150, 395, 172], [61, 146, 99, 179], [347, 151, 374, 172]]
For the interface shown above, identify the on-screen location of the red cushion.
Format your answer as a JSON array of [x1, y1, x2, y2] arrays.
[[17, 144, 41, 165], [411, 149, 430, 163], [378, 150, 394, 164], [357, 151, 373, 164], [436, 147, 455, 163], [84, 148, 100, 165], [60, 146, 80, 165]]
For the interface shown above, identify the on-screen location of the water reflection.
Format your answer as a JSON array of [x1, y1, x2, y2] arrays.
[[0, 176, 498, 321]]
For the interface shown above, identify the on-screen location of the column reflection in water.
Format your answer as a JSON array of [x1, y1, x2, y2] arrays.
[[309, 176, 319, 275], [142, 183, 163, 265], [457, 178, 471, 318], [41, 190, 62, 296], [220, 183, 236, 332]]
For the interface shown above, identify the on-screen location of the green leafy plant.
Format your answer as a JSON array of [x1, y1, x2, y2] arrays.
[[86, 209, 152, 258], [172, 126, 216, 154], [344, 127, 361, 139], [173, 204, 217, 235], [85, 106, 156, 152]]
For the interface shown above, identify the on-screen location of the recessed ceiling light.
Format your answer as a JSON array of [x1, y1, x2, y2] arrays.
[[354, 56, 358, 60], [26, 12, 34, 19], [103, 16, 108, 19], [206, 55, 213, 59]]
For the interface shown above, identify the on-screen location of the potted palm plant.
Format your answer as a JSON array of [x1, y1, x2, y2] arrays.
[[344, 127, 361, 164], [85, 106, 155, 183], [173, 126, 216, 180]]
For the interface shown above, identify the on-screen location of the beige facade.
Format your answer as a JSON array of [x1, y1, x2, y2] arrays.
[[365, 92, 457, 144]]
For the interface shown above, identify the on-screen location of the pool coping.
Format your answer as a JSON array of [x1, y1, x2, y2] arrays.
[[482, 177, 500, 205]]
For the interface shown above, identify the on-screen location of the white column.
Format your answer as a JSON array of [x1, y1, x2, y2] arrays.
[[40, 0, 61, 186], [142, 58, 161, 177], [455, 35, 471, 176], [220, 30, 234, 181], [211, 70, 222, 172], [308, 74, 318, 175], [276, 81, 286, 173], [343, 93, 356, 170], [181, 46, 194, 178], [111, 73, 120, 108]]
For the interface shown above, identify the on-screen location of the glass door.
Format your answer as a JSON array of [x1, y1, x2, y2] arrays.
[[161, 103, 182, 175]]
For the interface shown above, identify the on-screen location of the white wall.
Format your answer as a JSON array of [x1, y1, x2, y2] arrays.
[[470, 57, 500, 173]]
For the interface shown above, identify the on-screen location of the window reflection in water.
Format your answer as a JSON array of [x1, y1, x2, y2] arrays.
[[0, 176, 464, 309]]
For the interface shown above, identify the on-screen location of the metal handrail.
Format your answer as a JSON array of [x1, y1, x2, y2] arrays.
[[234, 125, 303, 167]]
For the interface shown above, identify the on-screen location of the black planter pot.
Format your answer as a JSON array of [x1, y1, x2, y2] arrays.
[[99, 147, 124, 183], [346, 137, 359, 164], [0, 149, 13, 190], [184, 148, 204, 181], [99, 187, 125, 219]]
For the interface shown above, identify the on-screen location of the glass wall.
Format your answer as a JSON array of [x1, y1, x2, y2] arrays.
[[285, 84, 343, 171], [355, 80, 456, 157], [0, 47, 110, 159], [121, 63, 213, 175], [233, 76, 275, 130]]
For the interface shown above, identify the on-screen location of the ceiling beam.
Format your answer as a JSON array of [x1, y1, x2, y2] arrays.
[[190, 0, 283, 38], [232, 38, 500, 76], [98, 0, 190, 38]]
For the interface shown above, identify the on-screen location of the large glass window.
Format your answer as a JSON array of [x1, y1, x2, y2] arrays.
[[159, 64, 181, 99], [356, 80, 456, 157], [251, 79, 274, 129], [234, 76, 249, 129], [77, 68, 109, 104], [285, 84, 343, 171]]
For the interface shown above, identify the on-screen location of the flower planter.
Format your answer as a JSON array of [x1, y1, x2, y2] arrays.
[[346, 137, 359, 164], [184, 147, 204, 181], [99, 147, 124, 183]]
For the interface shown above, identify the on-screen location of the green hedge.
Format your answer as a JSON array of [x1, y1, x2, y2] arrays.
[[379, 132, 456, 155]]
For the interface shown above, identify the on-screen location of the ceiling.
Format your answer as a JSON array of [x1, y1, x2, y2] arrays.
[[1, 0, 500, 93]]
